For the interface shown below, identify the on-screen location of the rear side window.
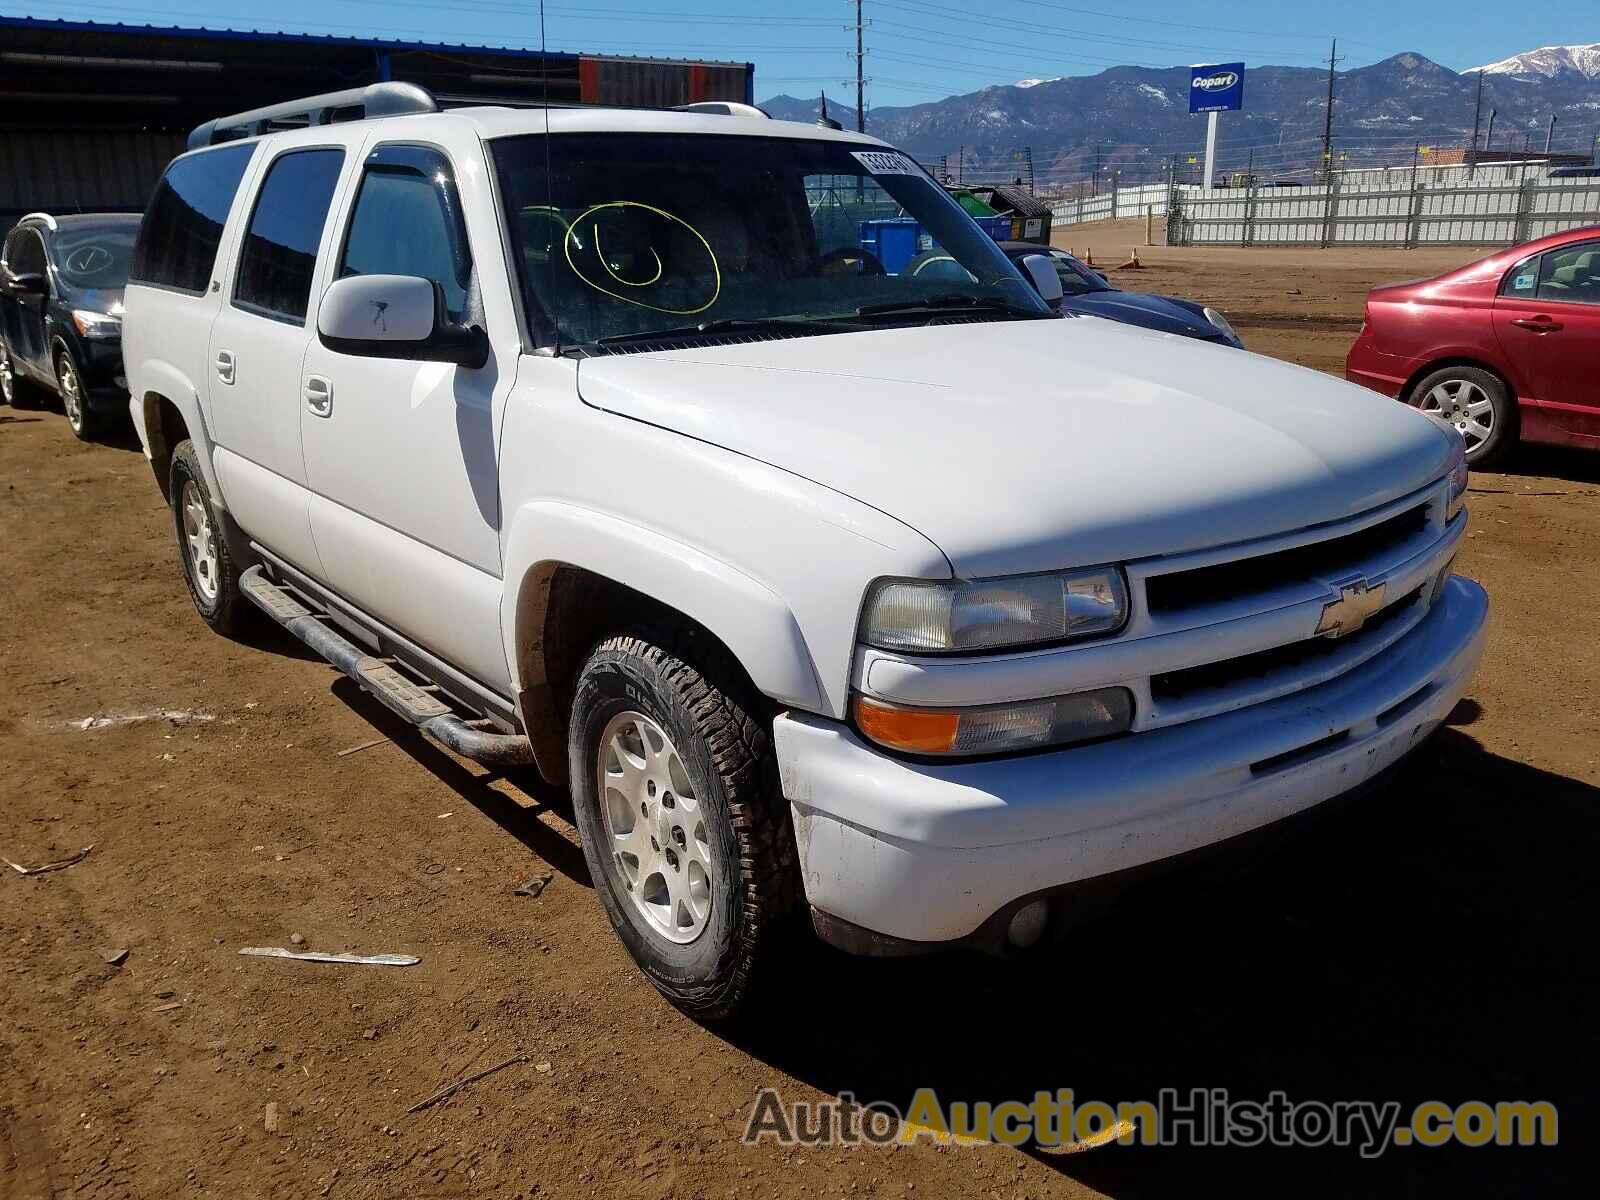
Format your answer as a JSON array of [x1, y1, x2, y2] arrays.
[[234, 148, 345, 323], [1501, 255, 1540, 298], [131, 143, 254, 294], [338, 144, 472, 324]]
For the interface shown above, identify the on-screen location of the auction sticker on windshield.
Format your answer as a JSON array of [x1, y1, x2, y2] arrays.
[[852, 151, 920, 176]]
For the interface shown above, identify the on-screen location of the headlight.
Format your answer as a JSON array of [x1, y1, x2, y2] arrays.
[[860, 567, 1129, 654], [1445, 435, 1468, 522], [1202, 307, 1241, 346], [71, 309, 121, 338], [855, 688, 1134, 757]]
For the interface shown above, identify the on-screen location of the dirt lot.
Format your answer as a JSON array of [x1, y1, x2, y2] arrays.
[[3, 236, 1597, 1199]]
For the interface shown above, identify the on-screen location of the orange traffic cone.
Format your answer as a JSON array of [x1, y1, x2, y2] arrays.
[[1117, 249, 1144, 270]]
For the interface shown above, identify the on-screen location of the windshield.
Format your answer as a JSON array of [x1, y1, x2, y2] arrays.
[[52, 224, 137, 289], [1046, 251, 1111, 297], [491, 133, 1048, 347]]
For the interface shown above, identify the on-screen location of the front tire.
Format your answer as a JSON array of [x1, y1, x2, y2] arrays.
[[56, 348, 100, 440], [568, 630, 799, 1021], [1409, 365, 1515, 469], [169, 439, 249, 635]]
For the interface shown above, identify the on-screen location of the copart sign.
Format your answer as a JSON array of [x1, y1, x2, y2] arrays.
[[1189, 62, 1245, 114]]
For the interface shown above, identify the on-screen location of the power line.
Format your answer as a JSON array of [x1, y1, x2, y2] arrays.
[[874, 0, 1331, 62]]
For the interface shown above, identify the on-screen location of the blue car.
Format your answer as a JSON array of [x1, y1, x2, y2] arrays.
[[906, 240, 1243, 348]]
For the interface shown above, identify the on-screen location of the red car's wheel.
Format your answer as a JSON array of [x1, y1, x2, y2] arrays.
[[1409, 366, 1515, 469]]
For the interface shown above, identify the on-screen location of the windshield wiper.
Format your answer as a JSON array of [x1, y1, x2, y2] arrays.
[[853, 293, 1045, 320], [592, 317, 842, 347]]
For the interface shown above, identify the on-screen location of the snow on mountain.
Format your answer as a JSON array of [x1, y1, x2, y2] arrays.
[[1015, 77, 1062, 89], [1468, 44, 1600, 80]]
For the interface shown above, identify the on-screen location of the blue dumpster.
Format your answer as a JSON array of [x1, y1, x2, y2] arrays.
[[857, 218, 923, 275]]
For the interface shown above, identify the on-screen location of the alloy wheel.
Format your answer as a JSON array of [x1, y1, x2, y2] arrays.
[[1419, 378, 1494, 452], [181, 481, 221, 604], [58, 357, 84, 430], [596, 710, 713, 944], [0, 345, 13, 404]]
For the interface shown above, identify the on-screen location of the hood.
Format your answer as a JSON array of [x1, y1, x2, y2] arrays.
[[58, 283, 125, 323], [1062, 291, 1221, 340], [577, 319, 1454, 578]]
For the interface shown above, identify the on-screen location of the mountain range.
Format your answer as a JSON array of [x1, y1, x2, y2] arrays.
[[760, 44, 1600, 186]]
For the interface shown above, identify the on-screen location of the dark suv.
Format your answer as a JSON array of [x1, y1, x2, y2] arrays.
[[1, 212, 139, 438]]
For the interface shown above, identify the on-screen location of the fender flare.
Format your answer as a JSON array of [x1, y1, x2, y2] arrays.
[[501, 500, 827, 713], [131, 359, 227, 504]]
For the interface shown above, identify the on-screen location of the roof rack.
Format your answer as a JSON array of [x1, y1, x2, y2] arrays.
[[187, 81, 438, 150], [672, 101, 770, 119]]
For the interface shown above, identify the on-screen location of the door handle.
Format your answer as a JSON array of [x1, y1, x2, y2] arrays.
[[303, 375, 333, 417], [215, 350, 235, 384], [1511, 315, 1563, 332]]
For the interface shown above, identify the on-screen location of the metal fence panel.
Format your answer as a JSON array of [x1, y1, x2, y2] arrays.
[[1168, 175, 1600, 248]]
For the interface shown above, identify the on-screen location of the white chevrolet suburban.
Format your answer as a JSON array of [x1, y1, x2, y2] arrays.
[[124, 84, 1487, 1018]]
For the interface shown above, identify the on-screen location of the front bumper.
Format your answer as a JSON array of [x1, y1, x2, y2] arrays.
[[774, 576, 1488, 948], [79, 338, 128, 409]]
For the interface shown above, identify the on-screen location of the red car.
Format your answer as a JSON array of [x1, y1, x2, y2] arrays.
[[1346, 226, 1600, 466]]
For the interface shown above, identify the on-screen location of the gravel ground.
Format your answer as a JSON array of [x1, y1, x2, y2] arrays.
[[2, 236, 1595, 1197]]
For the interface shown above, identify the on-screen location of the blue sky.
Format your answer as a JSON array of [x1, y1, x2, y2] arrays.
[[2, 0, 1591, 109]]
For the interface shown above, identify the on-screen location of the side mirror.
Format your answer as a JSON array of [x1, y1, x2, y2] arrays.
[[1019, 254, 1064, 307], [317, 273, 488, 369], [6, 271, 47, 297]]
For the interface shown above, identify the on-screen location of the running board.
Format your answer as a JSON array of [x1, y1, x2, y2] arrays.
[[240, 565, 535, 768]]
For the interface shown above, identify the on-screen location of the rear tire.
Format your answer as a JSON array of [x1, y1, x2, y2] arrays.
[[568, 629, 799, 1021], [1, 341, 44, 410], [169, 439, 249, 636], [1408, 365, 1515, 469]]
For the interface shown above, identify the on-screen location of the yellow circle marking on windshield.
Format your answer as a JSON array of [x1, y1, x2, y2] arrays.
[[564, 201, 720, 315], [595, 227, 664, 287]]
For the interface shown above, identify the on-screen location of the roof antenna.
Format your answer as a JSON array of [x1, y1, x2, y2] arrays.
[[539, 0, 560, 355], [817, 90, 842, 131]]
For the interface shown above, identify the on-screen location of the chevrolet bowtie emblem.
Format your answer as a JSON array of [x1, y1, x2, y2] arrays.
[[1316, 579, 1387, 638]]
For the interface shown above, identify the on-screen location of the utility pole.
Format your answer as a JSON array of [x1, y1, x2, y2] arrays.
[[1319, 37, 1337, 183], [1023, 146, 1035, 194], [1468, 69, 1485, 175], [1545, 114, 1558, 153], [1484, 109, 1496, 155], [852, 0, 866, 134]]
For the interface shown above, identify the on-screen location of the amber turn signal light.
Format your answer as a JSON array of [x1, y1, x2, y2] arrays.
[[854, 696, 962, 754]]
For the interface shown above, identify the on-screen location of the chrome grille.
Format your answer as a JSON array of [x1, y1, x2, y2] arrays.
[[1150, 586, 1425, 710], [1144, 502, 1432, 616]]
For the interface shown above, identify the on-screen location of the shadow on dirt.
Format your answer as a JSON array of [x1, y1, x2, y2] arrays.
[[726, 729, 1594, 1196], [88, 423, 146, 453], [326, 674, 590, 884], [1489, 442, 1600, 487]]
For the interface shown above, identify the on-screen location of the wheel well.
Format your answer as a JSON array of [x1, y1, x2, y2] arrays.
[[514, 564, 766, 786], [1401, 358, 1516, 407], [141, 393, 190, 497]]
